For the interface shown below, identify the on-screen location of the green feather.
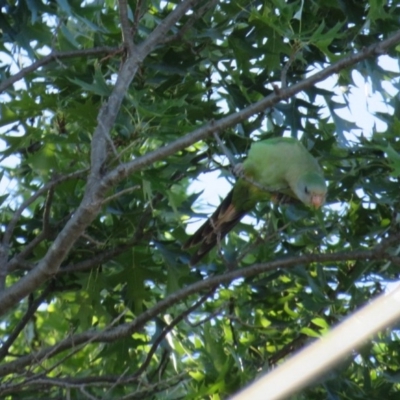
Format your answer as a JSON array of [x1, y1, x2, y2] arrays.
[[184, 137, 327, 265]]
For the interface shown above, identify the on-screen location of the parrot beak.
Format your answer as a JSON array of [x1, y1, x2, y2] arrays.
[[311, 194, 325, 208]]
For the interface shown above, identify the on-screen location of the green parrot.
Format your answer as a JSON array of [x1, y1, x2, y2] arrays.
[[183, 137, 327, 265]]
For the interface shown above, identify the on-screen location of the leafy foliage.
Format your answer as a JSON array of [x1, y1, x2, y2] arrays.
[[1, 0, 400, 398]]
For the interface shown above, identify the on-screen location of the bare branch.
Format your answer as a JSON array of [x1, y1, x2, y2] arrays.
[[90, 0, 204, 180], [0, 292, 212, 396]]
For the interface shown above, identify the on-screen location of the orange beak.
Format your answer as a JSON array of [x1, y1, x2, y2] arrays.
[[311, 194, 325, 209]]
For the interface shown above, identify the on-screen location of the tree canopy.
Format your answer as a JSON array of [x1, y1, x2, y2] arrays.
[[1, 0, 400, 398]]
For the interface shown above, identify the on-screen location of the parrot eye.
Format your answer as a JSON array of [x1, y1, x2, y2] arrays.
[[304, 186, 309, 194]]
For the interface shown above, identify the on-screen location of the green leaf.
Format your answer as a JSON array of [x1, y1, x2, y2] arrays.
[[300, 327, 320, 338], [0, 193, 10, 207], [68, 67, 111, 96], [311, 317, 329, 330]]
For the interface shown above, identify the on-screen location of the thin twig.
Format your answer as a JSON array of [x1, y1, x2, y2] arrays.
[[0, 48, 121, 94], [132, 0, 145, 38], [0, 371, 189, 398], [23, 309, 129, 384], [0, 283, 54, 360], [7, 210, 75, 273], [0, 169, 87, 286], [43, 187, 54, 232], [51, 17, 64, 49], [103, 366, 131, 398], [229, 314, 273, 330], [281, 41, 303, 89], [61, 197, 157, 274], [185, 301, 228, 327], [81, 233, 107, 247], [213, 131, 238, 167], [8, 187, 57, 276], [161, 0, 218, 44], [80, 386, 100, 400], [137, 0, 202, 54], [101, 185, 141, 205], [268, 334, 308, 366], [1, 169, 87, 250], [120, 372, 188, 400], [130, 287, 216, 380], [118, 0, 135, 54], [237, 221, 292, 263]]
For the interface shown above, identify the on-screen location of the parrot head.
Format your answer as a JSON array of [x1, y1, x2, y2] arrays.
[[294, 172, 327, 208]]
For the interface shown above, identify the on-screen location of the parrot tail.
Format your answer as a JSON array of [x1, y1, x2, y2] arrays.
[[183, 189, 247, 265]]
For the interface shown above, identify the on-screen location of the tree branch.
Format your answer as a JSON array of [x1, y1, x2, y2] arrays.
[[118, 0, 135, 54], [100, 185, 141, 206], [4, 187, 55, 280], [88, 0, 203, 181], [102, 29, 400, 189], [0, 371, 188, 397], [0, 290, 213, 396], [137, 0, 203, 56], [60, 192, 155, 274], [0, 234, 398, 378], [132, 0, 144, 38], [60, 238, 141, 274], [0, 283, 54, 360], [161, 0, 218, 44], [1, 25, 400, 322], [0, 0, 204, 316], [0, 170, 87, 280], [0, 47, 121, 94], [130, 288, 215, 380]]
